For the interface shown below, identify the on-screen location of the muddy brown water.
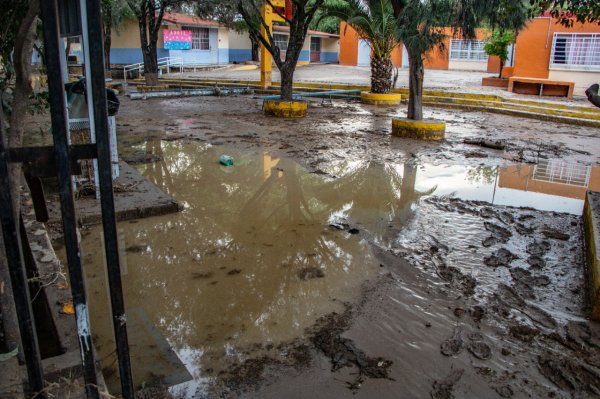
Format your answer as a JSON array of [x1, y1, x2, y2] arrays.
[[69, 141, 600, 397]]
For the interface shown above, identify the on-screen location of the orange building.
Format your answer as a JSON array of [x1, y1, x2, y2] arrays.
[[339, 16, 600, 95]]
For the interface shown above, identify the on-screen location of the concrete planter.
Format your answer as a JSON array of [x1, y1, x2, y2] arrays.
[[263, 100, 308, 118], [360, 92, 402, 106], [482, 77, 509, 88], [392, 118, 446, 141]]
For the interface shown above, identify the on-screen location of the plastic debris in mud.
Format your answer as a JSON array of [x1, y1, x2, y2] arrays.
[[219, 155, 235, 166]]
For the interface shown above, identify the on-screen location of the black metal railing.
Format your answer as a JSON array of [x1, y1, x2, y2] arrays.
[[0, 0, 135, 397]]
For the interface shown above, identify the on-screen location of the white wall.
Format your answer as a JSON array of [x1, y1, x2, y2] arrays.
[[549, 70, 600, 96], [448, 60, 488, 71], [218, 27, 229, 48], [229, 30, 252, 49]]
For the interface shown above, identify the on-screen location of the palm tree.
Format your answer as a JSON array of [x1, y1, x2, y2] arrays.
[[324, 0, 401, 94]]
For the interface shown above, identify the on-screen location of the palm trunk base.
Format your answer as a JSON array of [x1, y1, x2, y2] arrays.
[[264, 99, 308, 118], [360, 92, 401, 106], [391, 117, 446, 141]]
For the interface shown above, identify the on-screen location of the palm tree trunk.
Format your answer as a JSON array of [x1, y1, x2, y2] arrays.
[[370, 55, 393, 94], [407, 50, 424, 121]]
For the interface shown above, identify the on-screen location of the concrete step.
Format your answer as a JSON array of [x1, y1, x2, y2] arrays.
[[423, 101, 600, 128], [422, 95, 600, 121]]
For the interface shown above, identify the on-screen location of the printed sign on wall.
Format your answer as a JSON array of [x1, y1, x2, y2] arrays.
[[164, 30, 192, 50]]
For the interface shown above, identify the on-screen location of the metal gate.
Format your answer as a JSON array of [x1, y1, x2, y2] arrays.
[[0, 0, 134, 397]]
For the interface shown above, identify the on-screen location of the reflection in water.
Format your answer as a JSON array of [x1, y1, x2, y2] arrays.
[[79, 142, 597, 395]]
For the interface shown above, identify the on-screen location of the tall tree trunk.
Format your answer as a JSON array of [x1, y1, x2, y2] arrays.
[[280, 64, 295, 101], [250, 35, 260, 62], [407, 50, 424, 121], [498, 59, 505, 79], [139, 18, 158, 86], [370, 55, 393, 94], [103, 3, 112, 76], [0, 0, 39, 361]]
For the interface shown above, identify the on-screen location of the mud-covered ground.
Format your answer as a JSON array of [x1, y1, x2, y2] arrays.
[[26, 93, 600, 398]]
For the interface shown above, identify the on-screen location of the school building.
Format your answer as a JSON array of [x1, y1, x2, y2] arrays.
[[339, 16, 600, 96], [107, 12, 340, 67]]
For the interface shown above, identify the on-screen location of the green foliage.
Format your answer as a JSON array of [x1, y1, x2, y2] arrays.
[[483, 30, 513, 61], [396, 0, 453, 59], [194, 0, 261, 32], [322, 0, 401, 59], [533, 0, 600, 26]]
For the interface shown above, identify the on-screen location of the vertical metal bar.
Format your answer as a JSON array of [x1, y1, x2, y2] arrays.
[[39, 1, 100, 397], [0, 141, 45, 398], [84, 0, 134, 397]]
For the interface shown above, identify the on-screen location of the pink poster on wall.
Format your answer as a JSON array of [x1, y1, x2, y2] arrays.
[[164, 30, 192, 50]]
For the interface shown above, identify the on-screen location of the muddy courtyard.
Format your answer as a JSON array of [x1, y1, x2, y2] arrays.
[[35, 93, 600, 398]]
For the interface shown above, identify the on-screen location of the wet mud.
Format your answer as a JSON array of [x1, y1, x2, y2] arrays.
[[40, 94, 600, 398]]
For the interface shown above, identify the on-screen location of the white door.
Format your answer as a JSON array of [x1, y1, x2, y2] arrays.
[[402, 45, 409, 68], [357, 39, 371, 67]]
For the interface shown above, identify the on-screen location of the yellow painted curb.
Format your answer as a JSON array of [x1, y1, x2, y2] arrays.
[[264, 100, 308, 118], [584, 192, 600, 320], [391, 118, 446, 140], [233, 65, 258, 71], [360, 92, 402, 106]]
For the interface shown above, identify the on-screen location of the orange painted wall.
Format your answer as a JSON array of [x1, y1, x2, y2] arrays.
[[498, 164, 600, 200], [391, 47, 403, 67], [339, 22, 359, 66], [512, 17, 600, 79]]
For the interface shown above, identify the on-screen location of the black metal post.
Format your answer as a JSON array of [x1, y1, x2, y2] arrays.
[[39, 0, 99, 397], [0, 137, 45, 398], [84, 0, 134, 397]]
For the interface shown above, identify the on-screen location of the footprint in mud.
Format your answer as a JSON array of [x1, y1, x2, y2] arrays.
[[509, 325, 540, 343], [482, 222, 512, 248], [494, 385, 514, 398], [298, 267, 325, 280], [441, 328, 464, 357], [510, 267, 531, 281], [466, 333, 492, 360], [527, 255, 546, 269], [526, 240, 551, 257], [515, 222, 535, 235], [431, 368, 465, 399], [470, 306, 486, 324], [542, 228, 570, 241], [484, 248, 518, 267]]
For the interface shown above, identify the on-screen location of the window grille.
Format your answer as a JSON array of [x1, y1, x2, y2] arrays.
[[533, 160, 591, 187], [449, 39, 488, 61], [273, 34, 289, 51], [550, 33, 600, 70], [185, 27, 209, 50]]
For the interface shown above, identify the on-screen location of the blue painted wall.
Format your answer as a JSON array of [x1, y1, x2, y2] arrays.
[[229, 49, 253, 63], [299, 50, 310, 62], [218, 48, 229, 64], [320, 51, 338, 63], [110, 48, 169, 65]]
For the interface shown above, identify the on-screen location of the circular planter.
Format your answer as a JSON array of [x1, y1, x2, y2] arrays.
[[392, 118, 446, 141], [360, 92, 402, 106], [263, 100, 308, 118]]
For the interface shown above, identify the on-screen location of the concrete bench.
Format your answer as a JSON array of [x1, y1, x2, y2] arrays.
[[508, 77, 575, 98]]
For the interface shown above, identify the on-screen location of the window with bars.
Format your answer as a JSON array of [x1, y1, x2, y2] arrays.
[[550, 33, 600, 70], [185, 27, 209, 50], [273, 34, 289, 51], [449, 39, 488, 61]]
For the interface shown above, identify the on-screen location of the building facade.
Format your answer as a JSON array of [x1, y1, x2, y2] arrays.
[[107, 13, 340, 67], [339, 17, 600, 96]]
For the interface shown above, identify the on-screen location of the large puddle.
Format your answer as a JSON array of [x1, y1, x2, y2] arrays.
[[76, 142, 599, 395]]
